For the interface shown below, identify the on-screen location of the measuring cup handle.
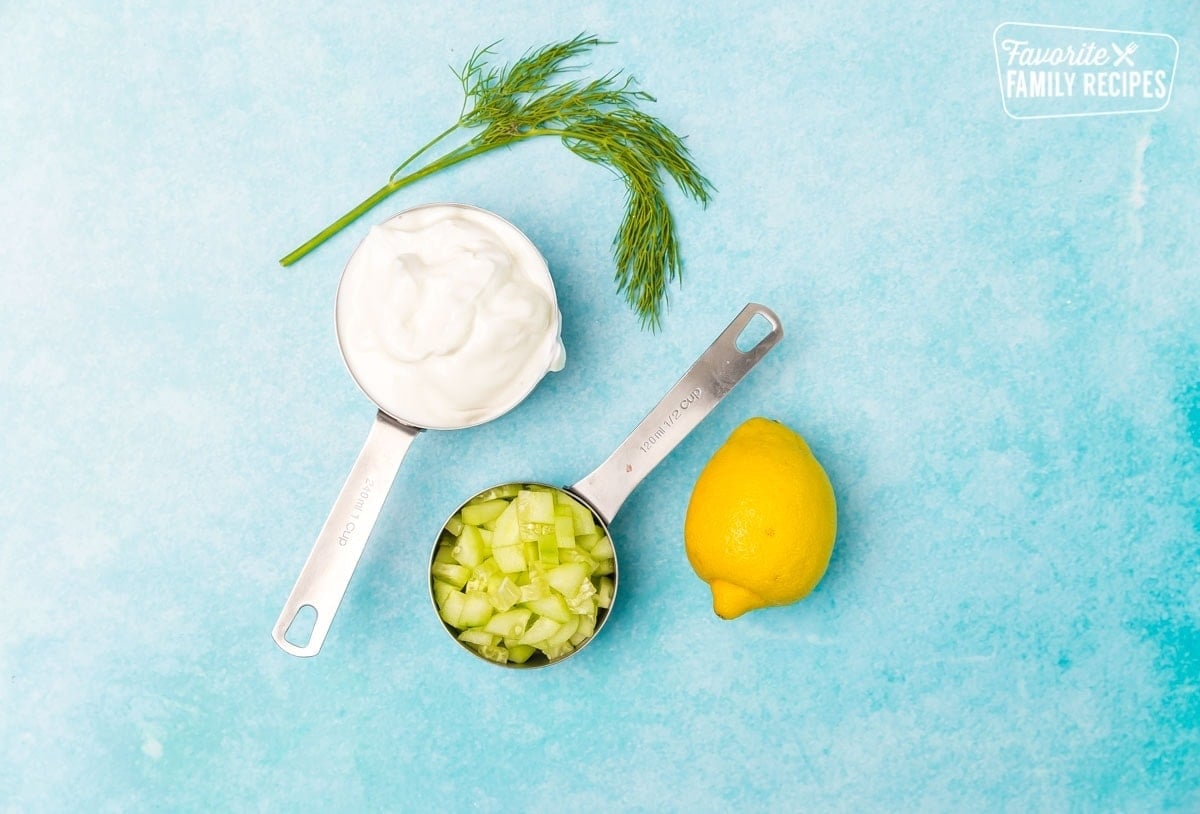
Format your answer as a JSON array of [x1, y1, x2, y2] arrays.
[[272, 411, 421, 657], [571, 303, 783, 523]]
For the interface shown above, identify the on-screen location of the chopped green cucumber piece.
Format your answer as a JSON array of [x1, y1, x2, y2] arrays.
[[438, 590, 466, 627], [517, 488, 556, 525], [575, 532, 601, 551], [554, 515, 576, 549], [491, 501, 520, 549], [432, 580, 456, 607], [558, 548, 597, 569], [537, 532, 559, 565], [437, 483, 614, 664], [566, 579, 597, 614], [472, 484, 521, 502], [488, 576, 521, 612], [461, 499, 509, 526], [460, 591, 494, 628], [576, 611, 596, 640], [547, 562, 589, 598], [479, 645, 508, 664], [453, 525, 487, 568], [431, 562, 470, 588], [590, 535, 614, 559], [484, 608, 532, 638], [507, 644, 537, 664], [542, 641, 574, 661], [597, 576, 614, 609], [492, 544, 526, 574], [473, 558, 500, 580], [522, 594, 572, 624], [518, 579, 550, 603], [519, 616, 562, 645], [546, 614, 579, 647], [458, 628, 497, 647]]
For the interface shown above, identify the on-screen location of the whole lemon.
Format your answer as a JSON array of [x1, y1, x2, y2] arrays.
[[685, 417, 836, 619]]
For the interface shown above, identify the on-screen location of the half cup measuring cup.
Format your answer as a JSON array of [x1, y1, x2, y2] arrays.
[[273, 203, 564, 657], [431, 303, 782, 668]]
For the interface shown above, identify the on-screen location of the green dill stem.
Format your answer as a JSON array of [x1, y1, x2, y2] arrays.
[[389, 122, 464, 182], [278, 139, 506, 267]]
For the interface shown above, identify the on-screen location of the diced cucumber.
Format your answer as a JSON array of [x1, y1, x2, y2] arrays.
[[461, 499, 509, 526], [473, 484, 521, 502], [546, 614, 579, 647], [432, 579, 456, 608], [521, 594, 572, 624], [537, 531, 559, 565], [517, 488, 556, 525], [554, 515, 576, 549], [519, 616, 562, 645], [507, 644, 537, 664], [542, 641, 574, 661], [566, 579, 597, 614], [491, 501, 520, 549], [460, 591, 494, 628], [431, 562, 470, 588], [590, 535, 615, 559], [518, 579, 550, 604], [576, 611, 596, 640], [473, 558, 500, 581], [438, 590, 466, 627], [479, 645, 509, 664], [546, 562, 589, 599], [484, 608, 532, 638], [488, 576, 521, 612], [452, 525, 487, 568], [436, 483, 614, 664], [554, 491, 597, 535], [492, 544, 526, 574], [458, 628, 497, 647], [597, 576, 614, 609]]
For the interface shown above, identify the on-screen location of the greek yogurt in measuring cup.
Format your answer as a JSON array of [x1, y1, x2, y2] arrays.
[[335, 204, 566, 429]]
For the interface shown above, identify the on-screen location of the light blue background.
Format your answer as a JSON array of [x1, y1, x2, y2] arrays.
[[2, 1, 1197, 811]]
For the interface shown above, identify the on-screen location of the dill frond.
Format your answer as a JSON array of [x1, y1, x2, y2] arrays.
[[280, 33, 713, 330]]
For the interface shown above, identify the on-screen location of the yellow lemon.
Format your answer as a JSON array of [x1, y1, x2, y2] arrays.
[[685, 417, 836, 619]]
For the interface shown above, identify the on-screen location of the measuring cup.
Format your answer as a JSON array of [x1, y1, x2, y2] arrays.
[[430, 303, 782, 667], [274, 203, 564, 657]]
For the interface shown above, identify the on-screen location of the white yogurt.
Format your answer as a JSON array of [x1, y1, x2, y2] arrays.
[[335, 204, 565, 429]]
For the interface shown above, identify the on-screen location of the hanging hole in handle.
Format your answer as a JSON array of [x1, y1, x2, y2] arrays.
[[735, 312, 775, 353], [282, 604, 319, 648]]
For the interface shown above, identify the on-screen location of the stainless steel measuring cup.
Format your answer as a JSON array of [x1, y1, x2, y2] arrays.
[[430, 303, 782, 667], [273, 203, 563, 657]]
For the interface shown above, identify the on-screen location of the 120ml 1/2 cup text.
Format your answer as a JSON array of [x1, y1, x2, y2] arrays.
[[639, 387, 703, 453]]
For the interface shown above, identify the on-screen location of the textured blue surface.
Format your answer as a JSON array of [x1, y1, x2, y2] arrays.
[[2, 2, 1198, 811]]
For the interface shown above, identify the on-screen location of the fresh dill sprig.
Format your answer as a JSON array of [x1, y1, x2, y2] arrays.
[[280, 33, 713, 330]]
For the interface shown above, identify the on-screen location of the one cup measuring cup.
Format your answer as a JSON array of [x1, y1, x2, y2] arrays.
[[430, 303, 782, 668], [273, 203, 566, 657]]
